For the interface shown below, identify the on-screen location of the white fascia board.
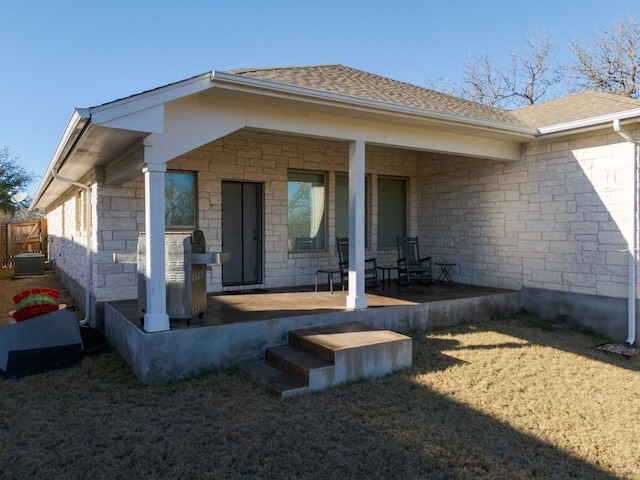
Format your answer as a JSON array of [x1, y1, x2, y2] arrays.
[[30, 108, 91, 210], [537, 108, 640, 136], [211, 71, 537, 139], [90, 72, 213, 130]]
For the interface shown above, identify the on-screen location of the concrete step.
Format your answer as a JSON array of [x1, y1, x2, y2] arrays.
[[266, 344, 335, 390], [289, 321, 413, 388], [245, 321, 413, 398], [287, 321, 378, 362], [240, 360, 309, 399], [265, 344, 334, 382]]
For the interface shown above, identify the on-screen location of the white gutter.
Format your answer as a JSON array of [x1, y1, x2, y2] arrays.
[[538, 109, 640, 136], [31, 109, 91, 210], [34, 109, 94, 327], [613, 118, 639, 345]]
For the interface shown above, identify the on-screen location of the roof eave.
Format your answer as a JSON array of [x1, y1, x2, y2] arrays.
[[31, 73, 217, 211], [536, 108, 640, 137], [33, 68, 543, 212], [30, 109, 91, 210], [211, 71, 538, 139], [89, 72, 213, 127]]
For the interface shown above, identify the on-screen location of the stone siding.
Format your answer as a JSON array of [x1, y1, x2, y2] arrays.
[[420, 130, 637, 300], [46, 180, 98, 313], [47, 127, 640, 340], [92, 132, 419, 303]]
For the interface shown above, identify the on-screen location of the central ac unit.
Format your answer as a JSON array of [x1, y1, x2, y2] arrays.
[[14, 253, 45, 276]]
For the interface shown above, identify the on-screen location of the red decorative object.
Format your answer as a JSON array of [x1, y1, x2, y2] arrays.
[[8, 289, 65, 322]]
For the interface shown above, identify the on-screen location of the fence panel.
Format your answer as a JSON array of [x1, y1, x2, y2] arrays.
[[0, 220, 47, 267], [0, 225, 7, 267]]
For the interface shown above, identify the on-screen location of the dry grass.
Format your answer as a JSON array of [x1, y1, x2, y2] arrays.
[[1, 269, 639, 479]]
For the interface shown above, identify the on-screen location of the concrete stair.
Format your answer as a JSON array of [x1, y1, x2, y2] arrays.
[[242, 321, 412, 398]]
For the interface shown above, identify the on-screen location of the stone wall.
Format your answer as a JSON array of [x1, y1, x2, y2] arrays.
[[418, 129, 639, 341], [92, 132, 420, 302], [420, 131, 635, 296], [45, 178, 97, 315], [47, 126, 640, 341]]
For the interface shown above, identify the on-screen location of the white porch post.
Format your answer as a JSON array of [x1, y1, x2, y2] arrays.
[[347, 140, 367, 310], [142, 147, 170, 332]]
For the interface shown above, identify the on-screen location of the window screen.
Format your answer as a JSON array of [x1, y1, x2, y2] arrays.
[[377, 177, 406, 248]]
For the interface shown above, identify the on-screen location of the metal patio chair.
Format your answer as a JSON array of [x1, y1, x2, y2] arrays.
[[336, 237, 379, 289], [396, 236, 433, 285]]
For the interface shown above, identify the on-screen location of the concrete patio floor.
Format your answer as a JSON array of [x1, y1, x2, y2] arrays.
[[104, 281, 522, 383], [108, 281, 514, 329]]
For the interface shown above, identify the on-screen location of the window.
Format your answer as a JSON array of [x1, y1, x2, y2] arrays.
[[288, 171, 326, 251], [335, 173, 369, 247], [377, 177, 407, 248], [165, 171, 196, 229]]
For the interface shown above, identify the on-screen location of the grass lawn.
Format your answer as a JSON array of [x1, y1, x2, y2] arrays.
[[0, 269, 639, 479]]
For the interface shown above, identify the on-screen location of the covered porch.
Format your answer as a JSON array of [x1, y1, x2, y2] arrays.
[[104, 282, 520, 383]]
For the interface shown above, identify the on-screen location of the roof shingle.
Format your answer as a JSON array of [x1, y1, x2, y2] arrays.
[[511, 91, 640, 128], [228, 64, 525, 125]]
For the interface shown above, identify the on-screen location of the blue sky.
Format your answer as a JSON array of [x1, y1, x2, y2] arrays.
[[1, 0, 638, 196]]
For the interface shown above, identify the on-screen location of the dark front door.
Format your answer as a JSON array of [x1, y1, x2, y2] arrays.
[[222, 181, 263, 286]]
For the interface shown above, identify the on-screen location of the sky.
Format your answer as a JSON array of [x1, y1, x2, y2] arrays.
[[1, 0, 639, 197]]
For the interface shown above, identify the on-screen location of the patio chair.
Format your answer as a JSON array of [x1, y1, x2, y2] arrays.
[[336, 237, 379, 289], [396, 236, 433, 285]]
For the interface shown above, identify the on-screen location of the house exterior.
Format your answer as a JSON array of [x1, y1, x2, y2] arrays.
[[31, 64, 640, 346]]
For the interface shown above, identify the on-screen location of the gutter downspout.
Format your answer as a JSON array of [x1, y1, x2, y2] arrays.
[[613, 118, 638, 345], [50, 169, 92, 327]]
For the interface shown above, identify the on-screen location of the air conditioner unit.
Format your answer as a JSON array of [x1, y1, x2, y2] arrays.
[[14, 253, 45, 276]]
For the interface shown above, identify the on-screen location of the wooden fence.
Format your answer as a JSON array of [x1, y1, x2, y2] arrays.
[[0, 220, 48, 267]]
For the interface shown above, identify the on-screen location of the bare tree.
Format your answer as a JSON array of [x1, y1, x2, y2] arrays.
[[570, 18, 640, 98], [459, 31, 566, 108]]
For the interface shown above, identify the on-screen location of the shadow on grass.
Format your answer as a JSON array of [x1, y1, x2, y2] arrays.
[[0, 252, 624, 476], [323, 373, 621, 479], [0, 318, 632, 479]]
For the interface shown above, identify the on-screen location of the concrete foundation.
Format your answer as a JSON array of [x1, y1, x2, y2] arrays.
[[105, 290, 521, 384], [522, 287, 639, 344]]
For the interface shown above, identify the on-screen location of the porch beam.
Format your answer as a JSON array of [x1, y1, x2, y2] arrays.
[[142, 139, 170, 332], [240, 104, 524, 161], [347, 139, 367, 310], [104, 142, 144, 185]]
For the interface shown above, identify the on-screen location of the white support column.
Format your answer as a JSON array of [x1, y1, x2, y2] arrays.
[[347, 140, 367, 310], [142, 142, 170, 332]]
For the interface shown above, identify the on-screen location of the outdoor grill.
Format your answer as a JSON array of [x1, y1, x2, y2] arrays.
[[115, 230, 228, 325]]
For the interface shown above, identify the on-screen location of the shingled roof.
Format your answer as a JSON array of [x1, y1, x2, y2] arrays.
[[511, 90, 640, 128], [229, 64, 640, 130], [228, 64, 525, 126]]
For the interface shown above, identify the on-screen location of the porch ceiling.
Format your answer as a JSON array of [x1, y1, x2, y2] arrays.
[[32, 125, 145, 210]]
